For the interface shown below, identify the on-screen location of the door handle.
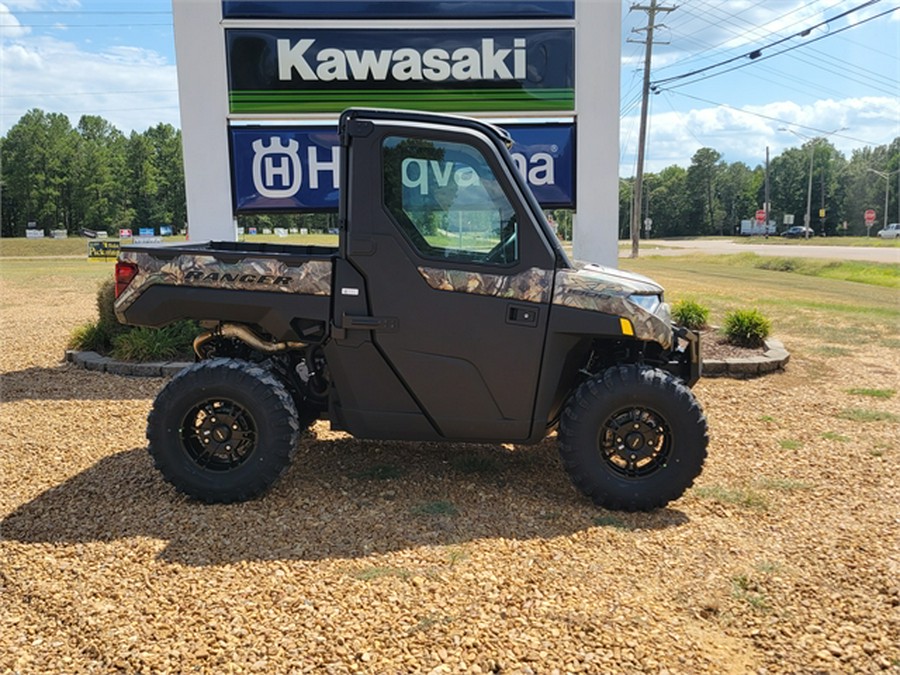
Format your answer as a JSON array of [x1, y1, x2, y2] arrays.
[[507, 304, 539, 327], [342, 313, 399, 331]]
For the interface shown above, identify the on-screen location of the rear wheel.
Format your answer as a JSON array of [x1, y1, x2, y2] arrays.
[[559, 365, 708, 511], [147, 359, 301, 503]]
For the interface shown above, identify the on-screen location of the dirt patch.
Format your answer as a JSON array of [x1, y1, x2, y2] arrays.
[[1, 264, 898, 673]]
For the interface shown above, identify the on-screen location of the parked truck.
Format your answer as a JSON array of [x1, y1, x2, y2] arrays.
[[739, 219, 776, 236], [114, 108, 707, 511]]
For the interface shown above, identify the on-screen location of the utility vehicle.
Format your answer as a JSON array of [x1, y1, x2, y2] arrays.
[[115, 108, 707, 511]]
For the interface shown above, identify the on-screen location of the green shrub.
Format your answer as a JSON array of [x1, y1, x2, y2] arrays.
[[69, 279, 127, 354], [96, 278, 130, 341], [722, 308, 771, 348], [110, 321, 198, 362], [69, 278, 199, 361], [68, 321, 112, 353], [672, 298, 710, 330]]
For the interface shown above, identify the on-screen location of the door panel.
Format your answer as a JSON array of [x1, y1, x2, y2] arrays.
[[345, 122, 556, 440]]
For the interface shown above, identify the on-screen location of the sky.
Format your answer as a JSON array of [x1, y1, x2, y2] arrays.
[[1, 0, 898, 177]]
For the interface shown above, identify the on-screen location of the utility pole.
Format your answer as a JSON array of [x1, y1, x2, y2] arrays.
[[628, 0, 676, 258], [764, 146, 770, 238], [820, 172, 826, 235]]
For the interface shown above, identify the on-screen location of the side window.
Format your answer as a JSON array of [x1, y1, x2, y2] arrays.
[[383, 135, 518, 265]]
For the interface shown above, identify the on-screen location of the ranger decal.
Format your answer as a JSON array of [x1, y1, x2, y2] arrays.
[[114, 252, 332, 317]]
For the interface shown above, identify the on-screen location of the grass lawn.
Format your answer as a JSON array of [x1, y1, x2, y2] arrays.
[[619, 255, 899, 352], [730, 235, 899, 247]]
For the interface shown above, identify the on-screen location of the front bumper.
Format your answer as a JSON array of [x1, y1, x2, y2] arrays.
[[665, 326, 701, 387]]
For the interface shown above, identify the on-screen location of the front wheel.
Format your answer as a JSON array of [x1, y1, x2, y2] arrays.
[[559, 365, 708, 511], [147, 359, 302, 503]]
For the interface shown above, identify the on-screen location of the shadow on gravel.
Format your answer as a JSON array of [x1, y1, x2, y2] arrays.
[[1, 434, 689, 566], [0, 365, 162, 402]]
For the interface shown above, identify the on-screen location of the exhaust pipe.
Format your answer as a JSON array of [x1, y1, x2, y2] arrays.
[[193, 323, 306, 358]]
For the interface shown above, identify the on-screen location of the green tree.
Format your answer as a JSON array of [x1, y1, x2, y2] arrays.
[[686, 148, 724, 235], [719, 162, 762, 234], [124, 124, 187, 232], [1, 109, 77, 235], [71, 115, 129, 233], [125, 131, 159, 230], [769, 146, 808, 229], [618, 177, 633, 239], [771, 139, 846, 235], [645, 165, 689, 237], [841, 138, 899, 234], [144, 123, 186, 231], [809, 140, 845, 235]]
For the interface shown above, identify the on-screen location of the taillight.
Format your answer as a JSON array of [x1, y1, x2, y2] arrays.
[[115, 261, 138, 298]]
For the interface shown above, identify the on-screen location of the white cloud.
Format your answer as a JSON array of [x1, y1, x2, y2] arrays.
[[104, 45, 168, 67], [5, 0, 80, 7], [3, 0, 42, 9], [621, 96, 900, 175], [1, 5, 178, 135], [0, 2, 30, 38]]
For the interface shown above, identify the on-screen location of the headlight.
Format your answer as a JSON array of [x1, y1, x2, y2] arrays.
[[628, 293, 661, 313]]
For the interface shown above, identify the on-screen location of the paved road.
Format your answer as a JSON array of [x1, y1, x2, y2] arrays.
[[623, 238, 900, 264]]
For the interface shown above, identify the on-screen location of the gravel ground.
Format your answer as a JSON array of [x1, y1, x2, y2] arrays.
[[1, 268, 898, 674]]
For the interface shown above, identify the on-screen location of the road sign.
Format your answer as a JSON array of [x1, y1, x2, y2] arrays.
[[756, 209, 766, 222], [864, 209, 876, 223]]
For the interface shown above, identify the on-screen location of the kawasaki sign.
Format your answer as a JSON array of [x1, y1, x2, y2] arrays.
[[226, 29, 574, 114]]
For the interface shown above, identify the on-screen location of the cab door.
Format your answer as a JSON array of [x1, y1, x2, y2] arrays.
[[342, 116, 557, 441]]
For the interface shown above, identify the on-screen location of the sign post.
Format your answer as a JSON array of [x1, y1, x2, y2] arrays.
[[864, 208, 876, 236]]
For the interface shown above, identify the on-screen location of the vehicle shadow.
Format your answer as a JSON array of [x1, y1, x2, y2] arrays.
[[0, 432, 689, 566], [0, 364, 165, 402]]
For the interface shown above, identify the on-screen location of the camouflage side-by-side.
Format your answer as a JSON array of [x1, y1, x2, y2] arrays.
[[114, 251, 333, 319], [418, 262, 674, 350]]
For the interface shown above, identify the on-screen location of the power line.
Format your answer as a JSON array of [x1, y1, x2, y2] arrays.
[[655, 0, 810, 74], [650, 0, 888, 90], [640, 0, 896, 109], [660, 5, 899, 92], [652, 0, 876, 86]]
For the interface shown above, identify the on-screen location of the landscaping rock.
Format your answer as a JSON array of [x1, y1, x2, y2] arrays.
[[1, 265, 897, 674]]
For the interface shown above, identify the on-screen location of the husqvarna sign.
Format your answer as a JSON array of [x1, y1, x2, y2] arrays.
[[227, 29, 574, 114], [231, 124, 575, 211]]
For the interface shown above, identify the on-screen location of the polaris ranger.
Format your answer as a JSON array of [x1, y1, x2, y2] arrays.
[[114, 108, 707, 511]]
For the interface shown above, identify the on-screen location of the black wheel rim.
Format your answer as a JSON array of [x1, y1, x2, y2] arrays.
[[180, 398, 257, 471], [599, 406, 672, 478]]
